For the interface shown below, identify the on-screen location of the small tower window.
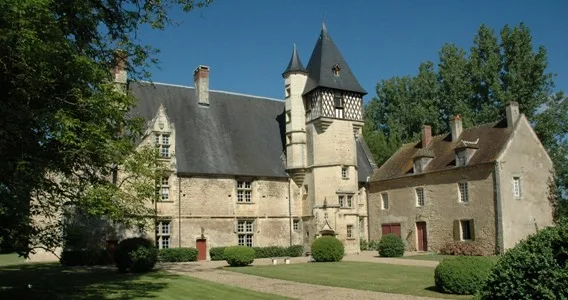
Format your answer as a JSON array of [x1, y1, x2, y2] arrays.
[[332, 63, 341, 76], [285, 87, 291, 98]]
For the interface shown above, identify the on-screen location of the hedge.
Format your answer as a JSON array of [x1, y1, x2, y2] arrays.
[[478, 220, 568, 299], [114, 237, 158, 273], [434, 256, 496, 295], [223, 246, 255, 267], [210, 245, 303, 261], [311, 236, 344, 262], [377, 234, 405, 257], [440, 241, 483, 256], [158, 247, 198, 262]]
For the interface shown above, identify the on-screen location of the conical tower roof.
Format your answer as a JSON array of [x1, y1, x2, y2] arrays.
[[282, 44, 306, 77], [303, 23, 367, 95]]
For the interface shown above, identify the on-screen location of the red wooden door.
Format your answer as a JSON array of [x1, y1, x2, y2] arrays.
[[381, 223, 401, 237], [196, 239, 207, 260], [416, 222, 428, 251]]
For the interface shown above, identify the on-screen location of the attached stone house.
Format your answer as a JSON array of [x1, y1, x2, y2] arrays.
[[120, 24, 375, 259], [368, 102, 554, 255]]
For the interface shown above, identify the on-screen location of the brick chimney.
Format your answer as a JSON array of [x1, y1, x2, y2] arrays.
[[505, 101, 520, 128], [450, 115, 463, 141], [113, 50, 127, 84], [421, 125, 432, 148], [194, 65, 210, 106]]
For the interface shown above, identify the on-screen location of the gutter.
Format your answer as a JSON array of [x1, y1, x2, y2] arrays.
[[493, 162, 504, 254]]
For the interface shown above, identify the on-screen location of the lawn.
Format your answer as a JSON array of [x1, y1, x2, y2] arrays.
[[228, 261, 469, 299], [0, 253, 26, 266], [0, 263, 288, 300]]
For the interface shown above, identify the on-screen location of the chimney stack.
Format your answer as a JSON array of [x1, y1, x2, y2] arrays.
[[505, 101, 520, 128], [113, 50, 127, 84], [450, 115, 463, 141], [194, 65, 210, 106], [421, 125, 432, 148]]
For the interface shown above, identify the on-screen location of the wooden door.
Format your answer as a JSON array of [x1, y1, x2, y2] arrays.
[[416, 222, 428, 251], [381, 223, 401, 237], [196, 239, 207, 260]]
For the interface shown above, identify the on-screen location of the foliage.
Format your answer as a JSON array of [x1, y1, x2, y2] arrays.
[[0, 0, 211, 257], [363, 23, 567, 205], [158, 247, 198, 262], [253, 245, 304, 258], [114, 237, 157, 273], [311, 237, 344, 262], [440, 241, 483, 256], [478, 220, 568, 299], [434, 256, 496, 295], [223, 246, 255, 267], [60, 249, 113, 266], [377, 234, 405, 257], [286, 245, 304, 257], [361, 239, 381, 251], [210, 247, 227, 261]]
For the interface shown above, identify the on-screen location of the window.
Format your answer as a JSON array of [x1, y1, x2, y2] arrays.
[[237, 180, 252, 203], [413, 159, 422, 173], [347, 225, 353, 238], [458, 182, 469, 202], [460, 220, 474, 241], [237, 220, 254, 247], [293, 219, 300, 231], [155, 134, 170, 158], [513, 177, 521, 198], [456, 150, 467, 167], [334, 91, 344, 118], [381, 192, 389, 210], [339, 195, 353, 208], [339, 195, 345, 207], [156, 221, 171, 249], [286, 110, 291, 123], [285, 87, 291, 98], [416, 187, 425, 207], [157, 176, 169, 201], [341, 167, 348, 179], [347, 195, 353, 208]]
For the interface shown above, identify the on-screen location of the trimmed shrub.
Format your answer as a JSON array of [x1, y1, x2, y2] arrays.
[[435, 256, 496, 295], [223, 246, 255, 267], [209, 247, 226, 261], [440, 241, 483, 256], [114, 237, 157, 273], [253, 246, 285, 258], [287, 245, 303, 257], [158, 247, 198, 262], [60, 249, 112, 266], [478, 221, 568, 299], [377, 234, 405, 257], [311, 236, 344, 262]]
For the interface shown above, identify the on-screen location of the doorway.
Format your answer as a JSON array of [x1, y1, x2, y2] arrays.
[[416, 222, 428, 251], [196, 239, 207, 260]]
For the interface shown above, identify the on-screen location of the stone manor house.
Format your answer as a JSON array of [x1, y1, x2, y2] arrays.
[[124, 25, 376, 259]]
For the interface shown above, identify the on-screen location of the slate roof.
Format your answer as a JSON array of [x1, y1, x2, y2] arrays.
[[303, 24, 367, 95], [282, 44, 306, 77], [130, 82, 375, 182], [371, 119, 514, 181]]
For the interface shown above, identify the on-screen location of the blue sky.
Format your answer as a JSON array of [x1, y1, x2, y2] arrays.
[[138, 0, 567, 101]]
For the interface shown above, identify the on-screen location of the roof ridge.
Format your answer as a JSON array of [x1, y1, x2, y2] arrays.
[[466, 119, 502, 129], [136, 81, 284, 102]]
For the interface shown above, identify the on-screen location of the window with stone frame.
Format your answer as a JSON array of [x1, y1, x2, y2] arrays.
[[416, 187, 425, 207], [460, 220, 474, 241], [346, 224, 354, 238], [156, 220, 171, 249], [293, 219, 300, 231], [338, 194, 353, 208], [458, 182, 469, 202], [237, 180, 252, 203], [154, 133, 170, 158], [156, 176, 170, 201], [381, 192, 389, 210], [341, 167, 349, 179], [513, 176, 522, 198], [237, 220, 254, 247]]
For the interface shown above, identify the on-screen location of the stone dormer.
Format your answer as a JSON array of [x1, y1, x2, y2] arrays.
[[455, 139, 479, 167]]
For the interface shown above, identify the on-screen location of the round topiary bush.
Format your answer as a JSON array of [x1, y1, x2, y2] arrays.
[[377, 234, 405, 257], [478, 220, 568, 299], [114, 237, 157, 273], [434, 256, 496, 295], [223, 246, 255, 267], [311, 236, 344, 262]]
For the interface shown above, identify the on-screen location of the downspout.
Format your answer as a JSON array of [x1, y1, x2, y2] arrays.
[[288, 177, 293, 246], [366, 177, 371, 242], [178, 174, 182, 248], [493, 162, 504, 254]]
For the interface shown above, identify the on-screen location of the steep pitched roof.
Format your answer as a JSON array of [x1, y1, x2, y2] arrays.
[[282, 44, 306, 77], [371, 119, 514, 181], [303, 24, 367, 95], [130, 82, 288, 178]]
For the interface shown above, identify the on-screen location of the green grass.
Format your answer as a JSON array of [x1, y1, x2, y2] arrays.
[[227, 261, 468, 299], [0, 263, 288, 299], [0, 253, 26, 266]]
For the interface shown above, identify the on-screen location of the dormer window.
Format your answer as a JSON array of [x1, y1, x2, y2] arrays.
[[412, 149, 434, 174], [454, 140, 479, 167], [456, 150, 468, 167], [413, 159, 423, 173], [332, 63, 341, 76]]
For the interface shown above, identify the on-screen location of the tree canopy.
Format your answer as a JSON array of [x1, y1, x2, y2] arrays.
[[0, 0, 210, 255], [364, 23, 567, 203]]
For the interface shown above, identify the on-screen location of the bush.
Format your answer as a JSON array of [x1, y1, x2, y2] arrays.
[[478, 221, 568, 299], [435, 256, 496, 295], [377, 234, 405, 257], [114, 237, 157, 273], [158, 248, 198, 262], [287, 245, 304, 257], [223, 246, 255, 267], [440, 241, 483, 256], [60, 249, 113, 266], [252, 246, 285, 258], [209, 247, 226, 261], [311, 236, 344, 262]]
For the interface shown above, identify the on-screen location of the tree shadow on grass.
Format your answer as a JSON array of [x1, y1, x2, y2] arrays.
[[0, 263, 178, 299]]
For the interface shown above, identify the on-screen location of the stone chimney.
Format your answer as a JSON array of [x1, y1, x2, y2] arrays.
[[194, 65, 210, 106], [505, 101, 520, 128], [421, 125, 432, 148], [113, 50, 127, 84], [450, 115, 463, 141]]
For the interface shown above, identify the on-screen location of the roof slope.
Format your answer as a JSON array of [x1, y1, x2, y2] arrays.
[[282, 44, 306, 77], [130, 82, 288, 178], [303, 25, 366, 95], [372, 119, 514, 181]]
